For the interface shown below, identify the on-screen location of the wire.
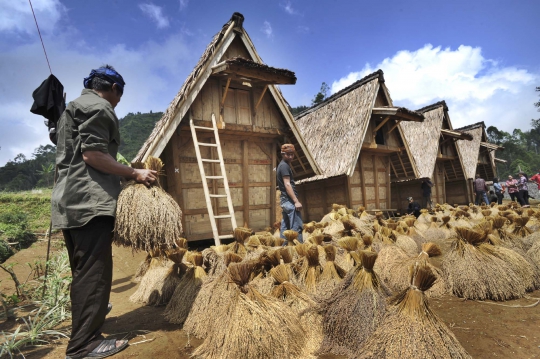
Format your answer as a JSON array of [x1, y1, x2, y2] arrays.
[[28, 0, 52, 74]]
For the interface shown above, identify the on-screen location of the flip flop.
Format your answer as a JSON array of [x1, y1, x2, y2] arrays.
[[65, 339, 128, 359], [106, 303, 112, 315]]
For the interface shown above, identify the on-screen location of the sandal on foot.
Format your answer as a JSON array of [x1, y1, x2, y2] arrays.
[[85, 338, 128, 358], [106, 303, 112, 315]]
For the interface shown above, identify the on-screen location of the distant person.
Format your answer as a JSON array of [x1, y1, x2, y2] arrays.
[[488, 190, 498, 204], [506, 175, 519, 202], [492, 177, 504, 205], [277, 143, 303, 244], [420, 178, 434, 209], [474, 174, 489, 205], [406, 196, 421, 218], [518, 171, 530, 207], [530, 169, 540, 190], [52, 65, 157, 359]]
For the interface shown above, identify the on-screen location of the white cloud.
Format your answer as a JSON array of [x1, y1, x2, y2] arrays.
[[261, 21, 273, 39], [280, 1, 297, 15], [0, 0, 66, 34], [331, 44, 538, 132], [0, 30, 195, 165], [139, 3, 169, 29], [179, 0, 188, 10]]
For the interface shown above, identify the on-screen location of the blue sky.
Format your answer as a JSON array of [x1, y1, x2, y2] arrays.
[[0, 0, 539, 166]]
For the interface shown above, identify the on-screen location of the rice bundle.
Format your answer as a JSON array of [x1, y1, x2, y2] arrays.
[[269, 264, 322, 357], [512, 216, 533, 237], [422, 217, 449, 243], [192, 262, 306, 359], [129, 253, 173, 305], [283, 229, 299, 245], [355, 264, 472, 359], [394, 233, 419, 256], [318, 251, 391, 357], [336, 236, 359, 270], [114, 157, 181, 253], [163, 252, 207, 323], [297, 245, 323, 293], [527, 240, 540, 267], [442, 227, 527, 300], [317, 245, 347, 299], [134, 253, 152, 282], [229, 227, 251, 257]]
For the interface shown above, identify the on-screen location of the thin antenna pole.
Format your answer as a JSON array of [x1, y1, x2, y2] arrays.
[[28, 0, 52, 74]]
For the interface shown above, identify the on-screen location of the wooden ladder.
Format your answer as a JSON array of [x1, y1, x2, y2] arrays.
[[190, 114, 237, 245]]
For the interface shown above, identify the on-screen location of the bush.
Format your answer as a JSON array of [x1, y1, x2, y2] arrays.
[[0, 240, 14, 263], [0, 208, 36, 253]]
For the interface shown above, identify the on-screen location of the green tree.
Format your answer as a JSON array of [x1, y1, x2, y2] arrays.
[[36, 163, 54, 187], [311, 82, 330, 106]]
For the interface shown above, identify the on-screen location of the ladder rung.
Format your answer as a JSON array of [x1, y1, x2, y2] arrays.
[[209, 194, 227, 198], [218, 234, 234, 239], [193, 125, 214, 131], [206, 176, 224, 179], [214, 215, 232, 219], [201, 159, 220, 163], [198, 143, 218, 147]]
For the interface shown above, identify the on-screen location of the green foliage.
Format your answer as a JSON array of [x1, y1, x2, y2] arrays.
[[118, 111, 163, 161], [0, 207, 36, 255], [0, 145, 55, 192], [311, 82, 330, 106], [0, 241, 13, 263], [116, 152, 130, 166], [289, 105, 309, 116]]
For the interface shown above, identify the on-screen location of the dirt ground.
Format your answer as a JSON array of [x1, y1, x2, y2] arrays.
[[1, 240, 539, 359]]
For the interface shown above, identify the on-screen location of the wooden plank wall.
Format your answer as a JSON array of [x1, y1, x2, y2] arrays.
[[296, 176, 347, 222], [350, 153, 390, 210]]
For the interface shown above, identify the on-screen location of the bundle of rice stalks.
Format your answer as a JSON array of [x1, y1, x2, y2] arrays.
[[394, 232, 419, 256], [297, 245, 323, 293], [527, 240, 540, 267], [303, 221, 317, 235], [442, 227, 527, 300], [440, 215, 452, 229], [164, 252, 207, 323], [283, 229, 299, 245], [280, 247, 293, 264], [269, 264, 322, 357], [373, 244, 410, 292], [129, 253, 173, 305], [229, 227, 251, 256], [192, 262, 306, 359], [245, 235, 261, 250], [355, 264, 472, 359], [134, 253, 151, 282], [422, 217, 450, 243], [183, 253, 242, 339], [498, 205, 509, 211], [114, 157, 181, 253], [482, 209, 492, 217], [512, 216, 533, 237], [273, 237, 285, 246], [407, 226, 427, 248], [375, 211, 386, 226], [336, 236, 359, 270], [318, 251, 391, 357], [317, 245, 347, 299]]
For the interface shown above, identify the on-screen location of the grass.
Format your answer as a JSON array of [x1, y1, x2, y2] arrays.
[[0, 189, 52, 234]]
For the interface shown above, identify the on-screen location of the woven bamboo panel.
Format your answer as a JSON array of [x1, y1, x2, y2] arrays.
[[351, 170, 361, 184], [249, 209, 270, 231], [184, 214, 211, 235], [184, 188, 207, 210], [446, 181, 467, 205], [217, 187, 243, 207], [351, 187, 362, 203], [366, 203, 376, 210], [248, 142, 271, 160], [237, 89, 252, 125], [249, 187, 269, 205], [305, 189, 323, 206], [364, 170, 374, 184], [249, 165, 270, 183], [222, 140, 243, 159], [307, 207, 325, 222], [377, 171, 387, 185], [379, 187, 386, 201], [326, 185, 347, 205], [221, 211, 244, 232], [366, 187, 375, 201], [224, 164, 243, 184]]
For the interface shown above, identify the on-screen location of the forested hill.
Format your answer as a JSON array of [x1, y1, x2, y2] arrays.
[[0, 111, 162, 191], [118, 111, 162, 162]]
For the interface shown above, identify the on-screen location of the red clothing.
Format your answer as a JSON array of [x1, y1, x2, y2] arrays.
[[531, 173, 540, 190]]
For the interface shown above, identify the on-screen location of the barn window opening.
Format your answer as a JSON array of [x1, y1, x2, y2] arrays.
[[374, 120, 385, 145]]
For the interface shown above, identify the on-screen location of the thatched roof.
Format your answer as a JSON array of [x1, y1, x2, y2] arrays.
[[211, 56, 297, 84], [294, 71, 383, 179], [455, 123, 485, 179], [133, 13, 319, 175], [399, 103, 445, 178]]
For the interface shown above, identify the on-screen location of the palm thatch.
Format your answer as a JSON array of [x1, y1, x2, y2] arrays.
[[355, 264, 472, 359], [442, 227, 528, 300], [114, 157, 181, 253], [318, 251, 391, 357], [192, 262, 306, 359]]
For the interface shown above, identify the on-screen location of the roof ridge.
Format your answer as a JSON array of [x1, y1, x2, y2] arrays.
[[416, 100, 448, 113], [295, 69, 384, 120], [454, 121, 485, 132]]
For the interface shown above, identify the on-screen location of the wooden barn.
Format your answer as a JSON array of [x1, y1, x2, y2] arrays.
[[294, 70, 424, 221], [391, 101, 473, 211], [454, 121, 504, 198], [134, 13, 320, 243]]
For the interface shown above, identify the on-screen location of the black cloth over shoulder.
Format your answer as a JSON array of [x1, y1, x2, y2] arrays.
[[30, 74, 66, 145]]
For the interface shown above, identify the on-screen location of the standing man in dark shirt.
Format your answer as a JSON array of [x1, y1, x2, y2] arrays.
[[420, 178, 434, 210], [52, 65, 157, 359], [474, 174, 489, 205], [276, 144, 303, 244]]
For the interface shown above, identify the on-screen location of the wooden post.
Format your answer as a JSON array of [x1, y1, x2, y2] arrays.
[[373, 155, 380, 208], [386, 157, 391, 209], [360, 156, 367, 207], [346, 176, 352, 209], [242, 140, 250, 227], [254, 85, 268, 113], [171, 134, 186, 235], [270, 142, 277, 226]]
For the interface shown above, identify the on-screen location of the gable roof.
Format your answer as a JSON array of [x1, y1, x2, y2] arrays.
[[134, 13, 320, 175], [455, 123, 485, 179]]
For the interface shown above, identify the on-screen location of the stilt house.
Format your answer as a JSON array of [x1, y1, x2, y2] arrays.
[[454, 121, 504, 199], [391, 101, 473, 211], [135, 13, 320, 243], [294, 70, 424, 221]]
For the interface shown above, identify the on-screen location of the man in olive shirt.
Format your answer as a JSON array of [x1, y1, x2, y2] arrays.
[[277, 143, 303, 244], [52, 65, 156, 359]]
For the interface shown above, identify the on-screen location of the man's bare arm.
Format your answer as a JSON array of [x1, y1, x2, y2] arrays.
[[283, 175, 302, 210], [83, 151, 157, 186]]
